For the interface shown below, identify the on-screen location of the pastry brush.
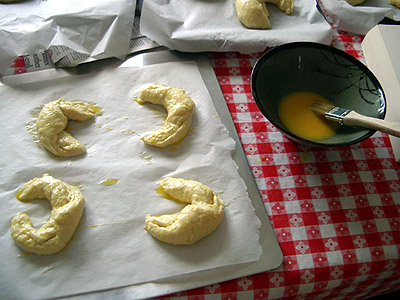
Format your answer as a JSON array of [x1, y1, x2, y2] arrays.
[[310, 102, 400, 138]]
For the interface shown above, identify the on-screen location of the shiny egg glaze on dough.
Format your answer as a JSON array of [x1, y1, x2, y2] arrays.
[[145, 177, 224, 245], [36, 98, 96, 157], [137, 85, 195, 148], [10, 174, 84, 255]]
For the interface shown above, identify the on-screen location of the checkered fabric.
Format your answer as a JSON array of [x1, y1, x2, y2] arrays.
[[150, 32, 400, 300]]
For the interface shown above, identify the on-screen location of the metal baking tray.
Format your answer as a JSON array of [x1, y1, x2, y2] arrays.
[[3, 50, 283, 300]]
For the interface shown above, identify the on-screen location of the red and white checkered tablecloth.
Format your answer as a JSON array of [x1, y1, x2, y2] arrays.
[[148, 31, 400, 300]]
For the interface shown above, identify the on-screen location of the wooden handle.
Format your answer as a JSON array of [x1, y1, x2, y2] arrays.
[[343, 111, 400, 138]]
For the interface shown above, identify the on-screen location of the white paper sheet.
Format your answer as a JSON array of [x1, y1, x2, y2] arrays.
[[320, 0, 400, 35], [140, 0, 334, 53], [0, 62, 262, 300], [0, 0, 136, 76], [362, 25, 400, 162]]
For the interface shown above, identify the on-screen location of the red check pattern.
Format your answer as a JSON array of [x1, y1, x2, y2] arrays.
[[152, 33, 400, 300], [8, 55, 27, 75]]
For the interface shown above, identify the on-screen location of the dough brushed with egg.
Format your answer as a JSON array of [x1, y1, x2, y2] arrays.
[[264, 0, 294, 14], [10, 174, 85, 255], [390, 0, 400, 8], [236, 0, 271, 29], [145, 177, 224, 245], [236, 0, 294, 29], [36, 98, 96, 157], [137, 85, 195, 148]]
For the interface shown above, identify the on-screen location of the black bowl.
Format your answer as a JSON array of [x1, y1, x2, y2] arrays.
[[251, 42, 386, 147]]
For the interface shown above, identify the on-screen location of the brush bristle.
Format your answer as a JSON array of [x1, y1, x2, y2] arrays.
[[310, 102, 335, 116]]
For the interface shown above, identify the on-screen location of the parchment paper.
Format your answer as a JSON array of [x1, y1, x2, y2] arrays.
[[320, 0, 400, 35], [0, 0, 136, 76], [362, 25, 400, 162], [0, 62, 262, 299], [140, 0, 334, 53]]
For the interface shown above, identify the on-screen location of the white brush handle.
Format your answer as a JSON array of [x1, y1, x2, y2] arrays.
[[343, 111, 400, 138]]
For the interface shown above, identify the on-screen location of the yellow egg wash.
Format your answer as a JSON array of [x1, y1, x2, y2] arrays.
[[278, 91, 339, 141], [155, 186, 179, 202], [139, 151, 153, 162], [16, 190, 23, 201], [168, 146, 178, 153], [167, 135, 187, 152], [89, 105, 102, 115], [167, 127, 196, 153], [100, 178, 119, 185]]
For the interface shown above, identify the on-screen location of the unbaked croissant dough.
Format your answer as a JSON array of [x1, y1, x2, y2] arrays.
[[145, 177, 224, 245], [10, 174, 85, 255], [137, 85, 195, 148], [265, 0, 294, 14], [36, 98, 96, 157], [236, 0, 294, 29], [390, 0, 400, 8], [236, 0, 271, 29]]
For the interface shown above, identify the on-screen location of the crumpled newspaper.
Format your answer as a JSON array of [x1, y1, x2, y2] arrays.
[[0, 0, 136, 76]]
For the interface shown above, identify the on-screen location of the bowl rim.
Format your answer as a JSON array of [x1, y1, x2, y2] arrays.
[[250, 41, 387, 148]]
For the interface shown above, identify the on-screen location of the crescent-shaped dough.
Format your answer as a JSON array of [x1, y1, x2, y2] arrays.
[[10, 174, 85, 255], [390, 0, 400, 8], [137, 85, 195, 148], [36, 98, 96, 157], [236, 0, 271, 29], [145, 177, 224, 245], [263, 0, 294, 14]]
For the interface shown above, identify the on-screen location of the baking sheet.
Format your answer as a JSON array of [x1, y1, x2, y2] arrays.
[[0, 60, 263, 299], [0, 0, 136, 76], [320, 0, 400, 35], [65, 52, 283, 300], [140, 0, 334, 53]]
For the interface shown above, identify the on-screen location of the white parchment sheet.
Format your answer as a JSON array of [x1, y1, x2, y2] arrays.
[[320, 0, 400, 35], [0, 62, 262, 299], [0, 0, 136, 76], [140, 0, 334, 53]]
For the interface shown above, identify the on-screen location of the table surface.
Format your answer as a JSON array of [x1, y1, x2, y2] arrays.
[[148, 25, 400, 300], [3, 7, 400, 300]]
